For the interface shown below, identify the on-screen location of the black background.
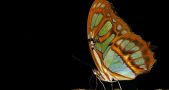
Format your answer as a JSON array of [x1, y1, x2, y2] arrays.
[[24, 0, 169, 89]]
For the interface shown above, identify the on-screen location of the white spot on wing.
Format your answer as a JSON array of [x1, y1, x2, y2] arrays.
[[116, 39, 123, 45], [87, 33, 90, 39], [90, 32, 94, 38], [121, 30, 127, 35], [140, 65, 147, 70], [96, 2, 101, 8], [107, 13, 110, 16], [100, 4, 105, 8], [92, 3, 97, 8], [113, 19, 116, 22], [117, 24, 122, 31]]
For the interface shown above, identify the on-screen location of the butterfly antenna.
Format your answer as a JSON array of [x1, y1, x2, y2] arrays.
[[97, 77, 106, 90], [89, 73, 94, 89], [111, 77, 123, 90], [111, 83, 113, 90], [95, 75, 98, 90], [72, 54, 95, 69], [116, 80, 122, 90], [72, 54, 98, 89]]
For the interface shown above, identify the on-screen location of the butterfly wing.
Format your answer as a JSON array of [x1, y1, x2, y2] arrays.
[[87, 0, 155, 81], [113, 33, 155, 74]]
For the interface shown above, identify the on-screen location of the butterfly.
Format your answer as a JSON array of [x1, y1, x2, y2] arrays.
[[87, 0, 156, 82]]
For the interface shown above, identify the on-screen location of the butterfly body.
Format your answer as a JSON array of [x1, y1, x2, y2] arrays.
[[87, 0, 155, 82]]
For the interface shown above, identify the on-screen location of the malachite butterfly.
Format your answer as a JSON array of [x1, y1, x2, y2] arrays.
[[87, 0, 156, 82]]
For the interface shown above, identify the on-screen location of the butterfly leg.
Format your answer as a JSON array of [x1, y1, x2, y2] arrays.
[[111, 79, 122, 90], [89, 73, 94, 89], [95, 76, 98, 90], [114, 80, 122, 90], [111, 83, 113, 90], [98, 77, 106, 90]]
